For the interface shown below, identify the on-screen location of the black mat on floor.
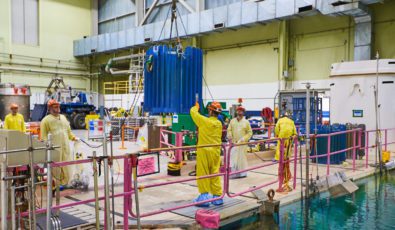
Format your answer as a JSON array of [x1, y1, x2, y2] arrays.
[[36, 211, 88, 229], [169, 197, 245, 218]]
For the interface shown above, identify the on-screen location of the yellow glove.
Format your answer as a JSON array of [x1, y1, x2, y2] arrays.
[[195, 102, 200, 110]]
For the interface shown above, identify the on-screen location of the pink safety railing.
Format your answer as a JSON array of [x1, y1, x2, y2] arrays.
[[224, 137, 284, 198], [13, 127, 393, 230], [363, 127, 395, 168], [159, 129, 177, 148], [159, 128, 183, 162], [16, 154, 130, 220], [124, 144, 227, 223], [308, 129, 362, 175]]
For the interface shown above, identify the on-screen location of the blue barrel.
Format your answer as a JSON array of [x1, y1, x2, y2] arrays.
[[311, 124, 347, 165]]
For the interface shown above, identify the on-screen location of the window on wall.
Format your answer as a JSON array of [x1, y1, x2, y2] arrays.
[[11, 0, 39, 45]]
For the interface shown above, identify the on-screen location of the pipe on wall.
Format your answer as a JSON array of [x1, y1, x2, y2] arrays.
[[105, 53, 143, 75], [0, 66, 91, 79], [0, 52, 85, 67]]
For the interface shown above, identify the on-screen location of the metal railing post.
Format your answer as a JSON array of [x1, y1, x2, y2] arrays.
[[131, 154, 141, 230], [278, 139, 285, 190], [352, 130, 356, 172], [119, 124, 126, 149], [224, 144, 229, 194], [1, 153, 7, 230], [103, 120, 112, 230], [28, 134, 37, 229], [175, 132, 183, 163], [11, 186, 16, 230], [123, 155, 131, 230], [366, 132, 369, 168], [293, 136, 298, 189], [326, 135, 331, 175], [46, 134, 53, 230], [92, 151, 101, 230]]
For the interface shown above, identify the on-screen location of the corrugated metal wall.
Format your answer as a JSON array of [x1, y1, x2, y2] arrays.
[[205, 0, 242, 9], [98, 0, 194, 34], [98, 0, 136, 34]]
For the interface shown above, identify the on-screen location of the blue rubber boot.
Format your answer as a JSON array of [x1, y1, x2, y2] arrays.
[[211, 195, 224, 206], [193, 193, 212, 207]]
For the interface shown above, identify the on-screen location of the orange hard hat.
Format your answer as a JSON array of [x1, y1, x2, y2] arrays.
[[10, 103, 18, 109], [208, 101, 222, 113], [236, 106, 245, 112], [47, 99, 60, 108]]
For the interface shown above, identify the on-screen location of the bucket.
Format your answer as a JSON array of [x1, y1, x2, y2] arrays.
[[382, 151, 391, 163], [195, 209, 220, 229]]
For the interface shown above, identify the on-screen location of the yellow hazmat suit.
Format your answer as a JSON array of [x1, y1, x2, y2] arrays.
[[274, 116, 297, 161], [4, 113, 26, 132], [227, 118, 252, 175], [190, 106, 223, 196], [41, 114, 76, 185]]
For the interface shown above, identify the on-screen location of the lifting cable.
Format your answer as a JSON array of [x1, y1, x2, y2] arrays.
[[157, 6, 172, 41], [203, 75, 215, 102]]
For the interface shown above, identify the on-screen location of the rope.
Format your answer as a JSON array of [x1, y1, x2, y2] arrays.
[[80, 139, 103, 148]]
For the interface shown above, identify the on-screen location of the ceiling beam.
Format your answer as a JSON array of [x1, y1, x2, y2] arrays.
[[139, 0, 160, 26], [178, 0, 195, 13]]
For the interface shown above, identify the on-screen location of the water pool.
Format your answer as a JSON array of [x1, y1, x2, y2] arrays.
[[222, 170, 395, 230]]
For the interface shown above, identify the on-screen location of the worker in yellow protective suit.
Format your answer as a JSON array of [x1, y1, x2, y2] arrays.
[[275, 112, 296, 193], [190, 101, 223, 207], [227, 106, 252, 179], [41, 99, 79, 186], [4, 103, 26, 132], [274, 112, 297, 161]]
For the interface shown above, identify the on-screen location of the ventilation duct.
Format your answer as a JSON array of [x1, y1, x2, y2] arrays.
[[318, 0, 375, 60]]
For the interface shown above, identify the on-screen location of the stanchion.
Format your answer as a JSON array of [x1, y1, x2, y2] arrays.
[[110, 131, 116, 230], [131, 154, 142, 230], [27, 134, 37, 229], [11, 186, 16, 230], [46, 134, 54, 230], [119, 124, 127, 150], [103, 120, 112, 230], [91, 151, 101, 230], [1, 151, 7, 230]]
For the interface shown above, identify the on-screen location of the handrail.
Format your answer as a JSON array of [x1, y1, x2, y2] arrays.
[[9, 127, 394, 230], [126, 145, 227, 218]]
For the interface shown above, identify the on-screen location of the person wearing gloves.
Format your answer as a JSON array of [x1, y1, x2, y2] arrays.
[[190, 101, 223, 207], [227, 106, 253, 178], [4, 103, 26, 132], [274, 112, 297, 193], [274, 112, 297, 162], [41, 99, 79, 186]]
